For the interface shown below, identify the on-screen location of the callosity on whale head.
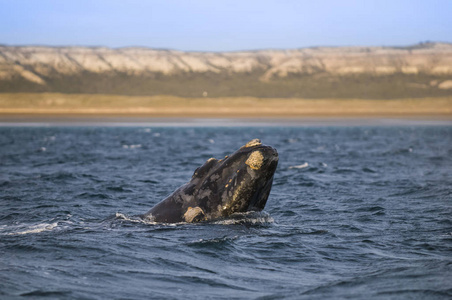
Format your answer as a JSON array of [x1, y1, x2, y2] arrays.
[[142, 139, 279, 223]]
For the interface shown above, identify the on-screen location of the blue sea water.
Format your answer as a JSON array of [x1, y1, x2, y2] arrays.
[[0, 125, 451, 299]]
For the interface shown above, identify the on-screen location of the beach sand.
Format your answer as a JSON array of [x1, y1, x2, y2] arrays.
[[0, 93, 451, 125]]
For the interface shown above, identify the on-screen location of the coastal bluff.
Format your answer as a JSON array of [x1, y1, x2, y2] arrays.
[[1, 42, 452, 98]]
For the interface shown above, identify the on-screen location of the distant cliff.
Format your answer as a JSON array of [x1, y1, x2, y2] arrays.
[[1, 42, 452, 98]]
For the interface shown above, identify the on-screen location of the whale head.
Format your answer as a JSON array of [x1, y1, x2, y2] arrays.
[[144, 139, 278, 223], [185, 139, 278, 221]]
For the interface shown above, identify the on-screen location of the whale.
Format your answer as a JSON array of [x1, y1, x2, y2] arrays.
[[142, 139, 278, 223]]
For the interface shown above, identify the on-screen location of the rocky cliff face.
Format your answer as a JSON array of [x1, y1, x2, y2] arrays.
[[1, 43, 451, 98]]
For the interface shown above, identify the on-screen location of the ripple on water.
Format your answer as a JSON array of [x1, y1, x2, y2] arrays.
[[0, 126, 451, 299]]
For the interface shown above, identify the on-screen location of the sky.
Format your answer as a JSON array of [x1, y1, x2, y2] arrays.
[[1, 0, 451, 52]]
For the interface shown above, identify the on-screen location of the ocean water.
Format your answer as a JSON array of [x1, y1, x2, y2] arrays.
[[0, 125, 451, 299]]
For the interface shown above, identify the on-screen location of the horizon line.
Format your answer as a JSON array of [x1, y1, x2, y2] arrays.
[[0, 41, 451, 53]]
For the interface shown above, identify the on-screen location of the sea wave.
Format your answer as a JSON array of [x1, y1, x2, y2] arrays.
[[2, 222, 59, 236]]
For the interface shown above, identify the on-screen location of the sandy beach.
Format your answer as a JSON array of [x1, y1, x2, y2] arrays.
[[1, 93, 451, 125]]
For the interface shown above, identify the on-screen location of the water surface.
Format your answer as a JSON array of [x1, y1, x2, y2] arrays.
[[1, 126, 451, 299]]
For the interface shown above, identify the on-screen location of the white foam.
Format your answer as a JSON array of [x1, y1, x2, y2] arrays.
[[114, 212, 185, 226], [214, 216, 274, 225], [212, 212, 274, 225], [196, 235, 239, 243], [115, 212, 141, 222], [114, 212, 160, 225], [289, 162, 309, 169], [122, 144, 142, 149], [114, 212, 273, 226], [6, 222, 58, 235]]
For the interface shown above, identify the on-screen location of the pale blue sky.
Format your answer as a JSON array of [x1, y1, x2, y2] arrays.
[[1, 0, 451, 51]]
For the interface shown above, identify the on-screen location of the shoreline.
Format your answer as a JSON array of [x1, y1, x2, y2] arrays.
[[1, 116, 451, 127], [1, 93, 451, 126]]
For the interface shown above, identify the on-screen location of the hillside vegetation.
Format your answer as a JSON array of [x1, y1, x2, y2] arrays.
[[1, 43, 452, 99]]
